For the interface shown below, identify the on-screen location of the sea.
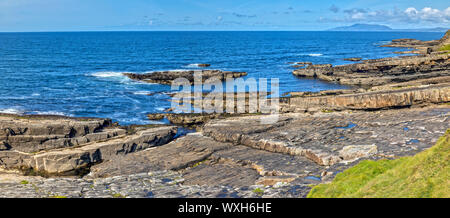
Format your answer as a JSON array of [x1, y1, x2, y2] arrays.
[[0, 31, 445, 125]]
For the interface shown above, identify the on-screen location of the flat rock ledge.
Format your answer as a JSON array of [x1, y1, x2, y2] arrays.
[[202, 106, 449, 166], [0, 115, 177, 175], [124, 70, 247, 85], [0, 170, 310, 198]]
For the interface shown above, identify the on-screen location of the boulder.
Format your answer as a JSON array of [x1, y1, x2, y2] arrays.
[[343, 57, 362, 62]]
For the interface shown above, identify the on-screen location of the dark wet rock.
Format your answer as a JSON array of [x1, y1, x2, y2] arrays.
[[0, 115, 118, 153], [148, 113, 223, 126], [147, 114, 165, 120], [343, 57, 362, 62], [124, 70, 247, 85], [147, 113, 265, 127], [196, 64, 211, 67]]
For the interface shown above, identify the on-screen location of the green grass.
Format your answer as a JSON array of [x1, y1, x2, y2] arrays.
[[439, 44, 450, 55], [192, 160, 206, 168], [20, 180, 29, 185], [308, 129, 450, 198], [112, 193, 125, 198], [48, 195, 67, 198], [253, 188, 264, 196], [439, 44, 450, 51]]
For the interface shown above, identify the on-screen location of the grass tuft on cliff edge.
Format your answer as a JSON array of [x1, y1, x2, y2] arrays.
[[439, 44, 450, 54], [308, 129, 450, 198], [439, 44, 450, 52]]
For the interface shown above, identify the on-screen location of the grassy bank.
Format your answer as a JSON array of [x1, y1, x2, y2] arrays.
[[439, 44, 450, 52], [308, 129, 450, 198], [439, 44, 450, 54]]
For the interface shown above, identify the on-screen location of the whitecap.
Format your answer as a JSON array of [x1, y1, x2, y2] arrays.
[[374, 41, 391, 46], [185, 64, 209, 68], [0, 108, 23, 114], [308, 53, 323, 57], [32, 111, 71, 116], [155, 107, 166, 111], [185, 64, 200, 68], [90, 71, 128, 78], [146, 120, 166, 125], [133, 91, 153, 95]]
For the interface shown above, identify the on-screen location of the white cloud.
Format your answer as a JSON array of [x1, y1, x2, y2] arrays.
[[325, 6, 450, 24], [445, 7, 450, 16], [351, 12, 365, 20], [405, 7, 418, 16]]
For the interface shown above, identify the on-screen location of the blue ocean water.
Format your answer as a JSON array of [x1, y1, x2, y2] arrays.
[[0, 31, 444, 125]]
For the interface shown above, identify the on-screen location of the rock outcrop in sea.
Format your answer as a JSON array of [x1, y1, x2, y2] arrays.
[[124, 70, 247, 85], [293, 54, 450, 86]]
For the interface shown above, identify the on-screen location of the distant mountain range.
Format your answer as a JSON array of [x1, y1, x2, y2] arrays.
[[328, 24, 448, 32]]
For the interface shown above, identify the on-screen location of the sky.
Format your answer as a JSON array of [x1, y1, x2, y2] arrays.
[[0, 0, 449, 32]]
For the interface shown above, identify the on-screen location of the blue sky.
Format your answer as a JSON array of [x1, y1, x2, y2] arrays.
[[0, 0, 449, 31]]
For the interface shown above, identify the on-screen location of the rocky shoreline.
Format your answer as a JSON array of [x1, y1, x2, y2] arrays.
[[0, 31, 449, 198], [292, 30, 450, 87]]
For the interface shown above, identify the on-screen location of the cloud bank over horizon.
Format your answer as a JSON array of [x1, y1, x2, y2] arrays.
[[320, 6, 450, 24]]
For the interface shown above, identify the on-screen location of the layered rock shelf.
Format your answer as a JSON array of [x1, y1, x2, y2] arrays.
[[281, 82, 450, 112], [124, 70, 247, 85], [0, 115, 177, 175], [293, 54, 450, 86]]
